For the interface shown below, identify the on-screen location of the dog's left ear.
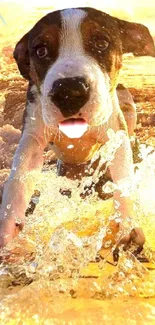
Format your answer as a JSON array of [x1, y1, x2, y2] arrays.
[[13, 32, 30, 80], [117, 18, 155, 57]]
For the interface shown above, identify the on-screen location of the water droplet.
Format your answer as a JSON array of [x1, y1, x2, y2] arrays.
[[102, 181, 115, 193], [15, 217, 22, 224], [67, 144, 74, 149], [104, 240, 112, 248], [114, 200, 121, 209], [106, 228, 112, 235], [118, 272, 125, 280], [115, 217, 122, 223], [117, 286, 124, 293]]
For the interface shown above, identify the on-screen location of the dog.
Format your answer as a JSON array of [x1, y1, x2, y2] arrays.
[[0, 7, 155, 252]]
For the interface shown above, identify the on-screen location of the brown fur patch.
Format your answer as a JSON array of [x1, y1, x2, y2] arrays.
[[81, 18, 122, 88], [29, 24, 60, 85]]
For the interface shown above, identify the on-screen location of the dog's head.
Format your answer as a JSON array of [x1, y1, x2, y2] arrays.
[[14, 7, 155, 139]]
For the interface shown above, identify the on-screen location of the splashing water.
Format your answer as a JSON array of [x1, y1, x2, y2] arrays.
[[0, 131, 155, 323]]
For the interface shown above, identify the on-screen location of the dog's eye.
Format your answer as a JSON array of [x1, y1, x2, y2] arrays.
[[36, 46, 48, 58], [94, 39, 109, 51]]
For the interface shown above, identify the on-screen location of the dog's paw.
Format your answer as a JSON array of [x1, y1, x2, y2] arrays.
[[113, 227, 145, 262]]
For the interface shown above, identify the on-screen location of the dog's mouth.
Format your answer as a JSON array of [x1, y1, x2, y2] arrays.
[[59, 118, 88, 139]]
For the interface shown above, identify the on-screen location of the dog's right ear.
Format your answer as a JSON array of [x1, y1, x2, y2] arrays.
[[13, 32, 30, 80], [116, 18, 155, 57]]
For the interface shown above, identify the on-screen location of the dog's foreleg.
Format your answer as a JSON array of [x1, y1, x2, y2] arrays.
[[109, 131, 145, 252], [0, 134, 45, 247], [109, 131, 134, 220]]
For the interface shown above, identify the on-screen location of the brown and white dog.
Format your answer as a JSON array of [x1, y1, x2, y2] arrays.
[[0, 7, 155, 250]]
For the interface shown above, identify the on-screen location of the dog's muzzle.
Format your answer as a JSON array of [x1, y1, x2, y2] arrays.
[[49, 77, 90, 117]]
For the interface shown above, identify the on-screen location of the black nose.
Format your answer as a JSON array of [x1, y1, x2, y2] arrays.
[[50, 77, 90, 117]]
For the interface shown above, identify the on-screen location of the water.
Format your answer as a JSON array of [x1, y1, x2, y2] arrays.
[[0, 139, 155, 323]]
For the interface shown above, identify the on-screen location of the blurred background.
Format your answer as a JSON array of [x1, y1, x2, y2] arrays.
[[0, 0, 155, 47]]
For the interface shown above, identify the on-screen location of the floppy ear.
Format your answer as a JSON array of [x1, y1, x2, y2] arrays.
[[117, 18, 155, 57], [13, 32, 30, 80]]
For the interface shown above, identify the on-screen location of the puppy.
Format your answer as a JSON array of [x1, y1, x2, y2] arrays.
[[0, 7, 155, 249]]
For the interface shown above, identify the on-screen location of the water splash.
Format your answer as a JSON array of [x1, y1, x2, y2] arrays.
[[0, 135, 155, 325]]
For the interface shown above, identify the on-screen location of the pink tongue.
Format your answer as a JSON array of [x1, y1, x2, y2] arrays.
[[59, 119, 88, 139]]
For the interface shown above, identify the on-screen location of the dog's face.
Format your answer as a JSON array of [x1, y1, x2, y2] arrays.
[[14, 7, 155, 139]]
